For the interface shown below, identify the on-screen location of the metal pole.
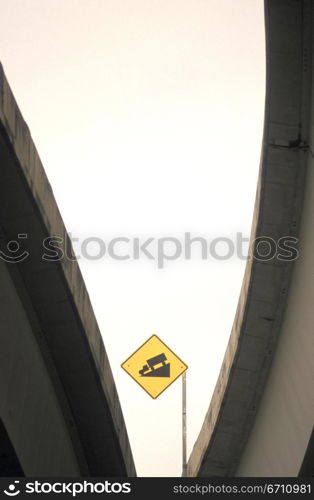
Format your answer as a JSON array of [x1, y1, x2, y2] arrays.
[[182, 371, 187, 477]]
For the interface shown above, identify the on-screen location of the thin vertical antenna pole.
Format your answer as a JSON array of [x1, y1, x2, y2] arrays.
[[182, 371, 187, 477]]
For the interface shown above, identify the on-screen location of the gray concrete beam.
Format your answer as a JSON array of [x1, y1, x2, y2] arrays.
[[0, 65, 136, 477], [187, 0, 313, 477]]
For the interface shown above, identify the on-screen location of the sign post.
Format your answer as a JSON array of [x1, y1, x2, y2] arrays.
[[182, 371, 187, 477], [121, 334, 188, 475]]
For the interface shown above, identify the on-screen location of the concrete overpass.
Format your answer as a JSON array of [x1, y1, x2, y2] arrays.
[[0, 64, 136, 477], [188, 0, 314, 477]]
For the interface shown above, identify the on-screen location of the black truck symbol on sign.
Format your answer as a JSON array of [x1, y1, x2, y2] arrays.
[[139, 353, 170, 377]]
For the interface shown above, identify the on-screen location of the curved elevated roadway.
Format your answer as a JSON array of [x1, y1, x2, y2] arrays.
[[188, 0, 314, 477], [0, 64, 135, 477]]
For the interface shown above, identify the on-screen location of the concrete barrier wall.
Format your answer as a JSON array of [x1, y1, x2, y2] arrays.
[[187, 0, 314, 477], [237, 156, 314, 475], [237, 3, 314, 473], [0, 260, 82, 476], [0, 63, 136, 476]]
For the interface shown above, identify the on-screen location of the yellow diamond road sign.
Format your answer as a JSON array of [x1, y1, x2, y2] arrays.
[[121, 335, 188, 399]]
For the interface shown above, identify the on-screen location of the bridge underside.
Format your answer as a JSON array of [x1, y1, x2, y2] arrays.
[[0, 65, 135, 476], [188, 0, 314, 477]]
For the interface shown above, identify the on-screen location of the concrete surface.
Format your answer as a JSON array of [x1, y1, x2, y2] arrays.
[[188, 0, 314, 477], [0, 64, 136, 477]]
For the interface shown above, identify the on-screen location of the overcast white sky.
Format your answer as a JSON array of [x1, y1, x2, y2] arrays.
[[0, 0, 265, 476]]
